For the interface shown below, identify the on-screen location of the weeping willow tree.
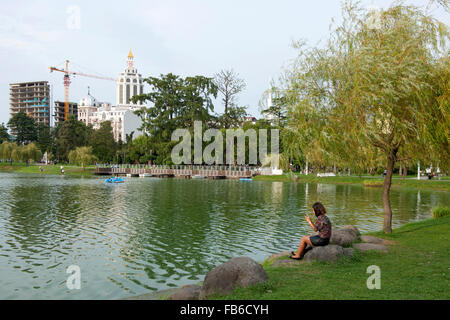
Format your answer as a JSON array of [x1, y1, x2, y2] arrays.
[[284, 1, 449, 233], [68, 146, 97, 170]]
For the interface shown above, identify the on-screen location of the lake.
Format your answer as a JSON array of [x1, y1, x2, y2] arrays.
[[0, 172, 448, 299]]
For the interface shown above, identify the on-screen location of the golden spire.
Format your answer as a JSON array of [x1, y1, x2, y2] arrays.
[[128, 49, 134, 59]]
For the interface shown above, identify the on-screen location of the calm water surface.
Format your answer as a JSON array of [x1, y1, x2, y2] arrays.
[[0, 172, 448, 299]]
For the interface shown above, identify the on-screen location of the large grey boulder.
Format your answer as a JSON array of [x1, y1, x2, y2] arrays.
[[303, 245, 347, 262], [199, 257, 268, 299], [353, 243, 388, 253], [341, 225, 361, 236], [267, 244, 354, 267], [330, 225, 360, 246], [167, 284, 202, 300]]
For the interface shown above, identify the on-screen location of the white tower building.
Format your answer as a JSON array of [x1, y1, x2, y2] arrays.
[[116, 50, 144, 106]]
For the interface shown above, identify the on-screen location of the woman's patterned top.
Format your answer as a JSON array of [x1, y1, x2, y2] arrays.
[[314, 215, 332, 239]]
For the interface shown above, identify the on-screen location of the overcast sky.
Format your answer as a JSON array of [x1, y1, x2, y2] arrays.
[[0, 0, 448, 126]]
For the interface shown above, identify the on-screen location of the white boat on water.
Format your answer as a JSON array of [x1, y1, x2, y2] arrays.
[[139, 173, 153, 178], [192, 175, 206, 179]]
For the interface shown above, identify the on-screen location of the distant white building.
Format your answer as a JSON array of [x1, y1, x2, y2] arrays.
[[91, 104, 142, 142], [77, 50, 145, 142], [78, 89, 103, 126], [263, 89, 276, 125]]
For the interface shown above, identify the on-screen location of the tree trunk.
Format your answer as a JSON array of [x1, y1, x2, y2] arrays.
[[382, 150, 397, 234]]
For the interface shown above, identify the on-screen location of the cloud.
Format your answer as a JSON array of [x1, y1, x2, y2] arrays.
[[135, 0, 214, 41], [0, 13, 63, 51]]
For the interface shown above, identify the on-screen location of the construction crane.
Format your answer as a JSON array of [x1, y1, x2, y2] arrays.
[[49, 60, 116, 120]]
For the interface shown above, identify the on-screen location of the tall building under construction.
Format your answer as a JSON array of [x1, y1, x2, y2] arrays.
[[9, 81, 51, 126], [54, 101, 78, 126]]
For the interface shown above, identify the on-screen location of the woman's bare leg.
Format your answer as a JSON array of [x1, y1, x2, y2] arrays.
[[292, 236, 313, 258]]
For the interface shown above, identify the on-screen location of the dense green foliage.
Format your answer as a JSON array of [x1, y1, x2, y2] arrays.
[[130, 73, 218, 164], [432, 206, 450, 218], [0, 142, 42, 164], [129, 72, 272, 165], [2, 113, 115, 165], [36, 123, 52, 153], [68, 146, 97, 169], [0, 141, 15, 162], [89, 121, 116, 163], [54, 115, 93, 160], [7, 111, 37, 145], [0, 123, 9, 143], [122, 135, 152, 164]]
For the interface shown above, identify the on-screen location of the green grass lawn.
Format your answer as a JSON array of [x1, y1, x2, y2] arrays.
[[0, 162, 95, 176], [209, 216, 450, 300], [254, 174, 450, 192]]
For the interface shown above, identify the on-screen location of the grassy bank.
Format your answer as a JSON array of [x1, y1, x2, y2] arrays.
[[254, 174, 450, 192], [0, 162, 95, 176], [208, 215, 450, 300]]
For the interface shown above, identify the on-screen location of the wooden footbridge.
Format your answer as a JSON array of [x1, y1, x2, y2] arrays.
[[95, 164, 255, 179]]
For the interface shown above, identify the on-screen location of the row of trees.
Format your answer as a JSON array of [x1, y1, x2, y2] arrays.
[[0, 142, 42, 164], [2, 112, 118, 164], [1, 68, 260, 166], [127, 71, 274, 165]]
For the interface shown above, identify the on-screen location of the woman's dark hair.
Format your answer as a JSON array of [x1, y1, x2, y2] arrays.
[[312, 202, 326, 217]]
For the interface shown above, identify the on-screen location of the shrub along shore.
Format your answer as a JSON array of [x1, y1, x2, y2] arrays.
[[208, 215, 450, 300], [254, 174, 450, 192]]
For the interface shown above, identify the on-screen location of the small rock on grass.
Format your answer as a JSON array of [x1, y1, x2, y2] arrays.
[[267, 251, 291, 264], [353, 243, 388, 253], [272, 259, 305, 267], [167, 284, 202, 300], [360, 235, 385, 244]]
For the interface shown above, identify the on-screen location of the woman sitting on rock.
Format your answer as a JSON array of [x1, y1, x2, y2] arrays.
[[290, 202, 332, 260]]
